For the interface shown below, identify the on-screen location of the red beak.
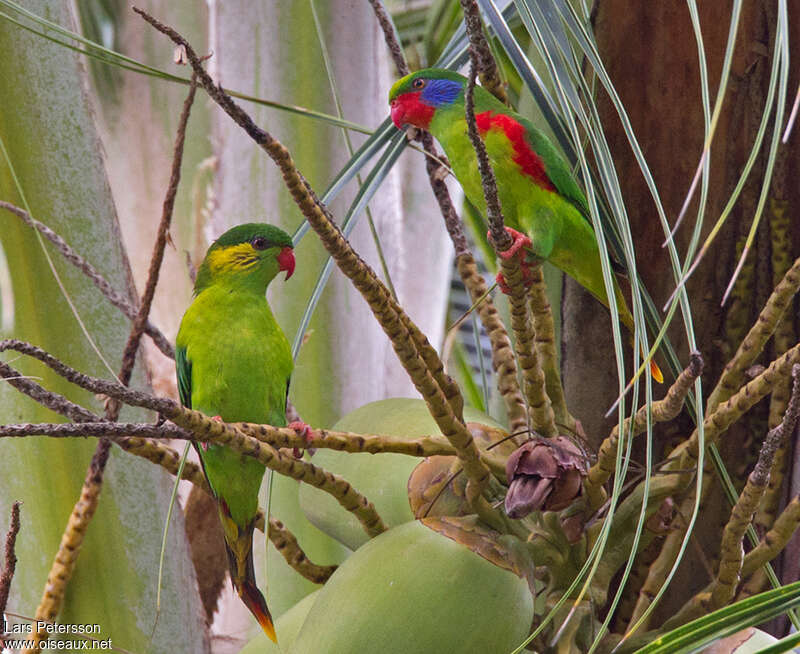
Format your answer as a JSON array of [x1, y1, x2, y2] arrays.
[[277, 246, 295, 280], [390, 99, 405, 129]]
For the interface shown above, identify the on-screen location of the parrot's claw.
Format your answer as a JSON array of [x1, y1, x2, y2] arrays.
[[488, 228, 534, 295], [488, 227, 532, 261], [201, 415, 223, 451], [289, 420, 315, 458], [495, 263, 535, 296]]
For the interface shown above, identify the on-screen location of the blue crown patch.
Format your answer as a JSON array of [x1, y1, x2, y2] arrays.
[[421, 78, 463, 107]]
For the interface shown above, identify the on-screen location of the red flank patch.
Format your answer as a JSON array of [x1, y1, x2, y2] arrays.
[[475, 111, 555, 191]]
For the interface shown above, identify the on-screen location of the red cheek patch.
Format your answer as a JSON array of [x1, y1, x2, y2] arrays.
[[390, 92, 435, 130]]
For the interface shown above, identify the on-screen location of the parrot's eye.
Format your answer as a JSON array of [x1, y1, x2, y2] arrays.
[[251, 236, 269, 250], [412, 78, 425, 90]]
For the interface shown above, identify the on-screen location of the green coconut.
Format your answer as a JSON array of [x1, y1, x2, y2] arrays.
[[299, 398, 504, 549], [288, 520, 533, 654]]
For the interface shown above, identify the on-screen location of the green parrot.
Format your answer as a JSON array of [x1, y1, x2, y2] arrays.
[[388, 68, 662, 383], [176, 223, 299, 642]]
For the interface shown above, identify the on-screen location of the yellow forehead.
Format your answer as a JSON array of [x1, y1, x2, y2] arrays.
[[206, 242, 258, 274]]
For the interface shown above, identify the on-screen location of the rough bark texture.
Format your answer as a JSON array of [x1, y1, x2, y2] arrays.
[[564, 0, 800, 625]]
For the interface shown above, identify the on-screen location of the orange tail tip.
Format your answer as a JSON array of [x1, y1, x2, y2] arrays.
[[240, 579, 277, 643], [650, 358, 664, 384]]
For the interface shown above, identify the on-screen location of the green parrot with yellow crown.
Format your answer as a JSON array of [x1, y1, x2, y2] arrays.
[[176, 223, 304, 642]]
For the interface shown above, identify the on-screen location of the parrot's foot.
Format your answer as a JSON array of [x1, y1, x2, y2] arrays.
[[488, 228, 534, 295], [488, 227, 532, 261], [495, 268, 535, 295], [289, 420, 315, 458]]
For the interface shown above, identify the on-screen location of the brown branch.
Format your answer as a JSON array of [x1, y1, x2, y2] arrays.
[[0, 356, 206, 492], [463, 57, 553, 435], [501, 258, 556, 436], [365, 0, 470, 255], [585, 352, 703, 509], [366, 0, 526, 431], [464, 60, 510, 250], [0, 338, 389, 538], [0, 381, 333, 590], [676, 342, 800, 475], [168, 409, 389, 537], [117, 437, 209, 492], [0, 339, 173, 415], [706, 253, 800, 413], [0, 502, 21, 616], [0, 201, 174, 360], [117, 73, 198, 391], [267, 518, 337, 584], [663, 365, 800, 629], [632, 357, 800, 627], [456, 255, 527, 433], [420, 132, 470, 257], [132, 8, 499, 507], [527, 266, 575, 433], [0, 422, 189, 440], [0, 360, 100, 423], [366, 0, 408, 77], [755, 200, 797, 531], [116, 442, 331, 585], [459, 0, 507, 103]]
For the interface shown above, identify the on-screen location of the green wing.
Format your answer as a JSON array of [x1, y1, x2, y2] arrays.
[[176, 344, 192, 409], [513, 113, 590, 216], [516, 113, 626, 273]]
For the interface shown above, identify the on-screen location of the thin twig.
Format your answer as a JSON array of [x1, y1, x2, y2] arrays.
[[464, 61, 510, 250], [117, 74, 198, 387], [0, 201, 174, 359], [456, 255, 528, 434], [0, 502, 21, 616], [0, 338, 180, 415], [662, 365, 800, 629], [458, 0, 507, 103], [0, 360, 100, 423], [366, 0, 469, 255], [462, 56, 554, 434], [366, 0, 408, 77], [267, 518, 337, 584], [0, 422, 190, 440], [527, 266, 575, 433], [420, 132, 470, 257], [1, 339, 389, 538], [0, 358, 195, 493], [585, 353, 703, 510]]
